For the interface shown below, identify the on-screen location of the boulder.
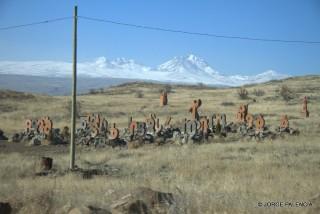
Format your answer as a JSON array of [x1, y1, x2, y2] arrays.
[[308, 193, 320, 214], [61, 126, 70, 143], [68, 206, 92, 214], [68, 205, 110, 214], [54, 203, 73, 214], [0, 202, 12, 214], [111, 187, 176, 214], [10, 133, 23, 143], [28, 137, 41, 146], [34, 157, 53, 174], [0, 129, 8, 141], [18, 200, 50, 214]]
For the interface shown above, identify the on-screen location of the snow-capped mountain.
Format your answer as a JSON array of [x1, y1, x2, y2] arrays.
[[158, 54, 218, 76], [0, 54, 288, 86], [157, 54, 233, 85]]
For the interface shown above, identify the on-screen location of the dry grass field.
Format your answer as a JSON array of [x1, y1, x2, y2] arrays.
[[0, 75, 320, 213]]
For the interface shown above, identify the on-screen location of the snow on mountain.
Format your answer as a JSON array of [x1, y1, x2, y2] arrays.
[[0, 54, 288, 86], [225, 70, 288, 85], [157, 54, 232, 85]]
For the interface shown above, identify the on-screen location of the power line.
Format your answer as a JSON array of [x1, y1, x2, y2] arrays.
[[1, 15, 318, 45], [78, 15, 320, 45], [0, 17, 73, 31]]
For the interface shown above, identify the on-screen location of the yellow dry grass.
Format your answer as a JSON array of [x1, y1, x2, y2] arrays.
[[0, 75, 320, 213]]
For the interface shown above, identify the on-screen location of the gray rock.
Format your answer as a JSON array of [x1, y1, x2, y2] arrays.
[[0, 129, 8, 140], [111, 187, 176, 214], [0, 202, 11, 214], [68, 205, 110, 214], [29, 137, 41, 146]]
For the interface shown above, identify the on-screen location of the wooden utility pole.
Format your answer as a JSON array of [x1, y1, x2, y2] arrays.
[[70, 5, 77, 169]]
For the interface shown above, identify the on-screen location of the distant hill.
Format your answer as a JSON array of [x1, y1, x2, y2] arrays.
[[0, 74, 318, 96], [0, 74, 135, 95]]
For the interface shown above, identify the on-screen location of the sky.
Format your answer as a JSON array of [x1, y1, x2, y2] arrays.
[[0, 0, 319, 76]]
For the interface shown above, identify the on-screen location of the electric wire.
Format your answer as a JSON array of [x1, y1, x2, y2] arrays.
[[0, 17, 73, 31], [78, 15, 320, 44], [0, 15, 319, 45]]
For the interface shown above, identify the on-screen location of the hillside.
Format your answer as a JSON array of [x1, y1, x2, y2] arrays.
[[0, 75, 320, 213], [0, 75, 319, 135]]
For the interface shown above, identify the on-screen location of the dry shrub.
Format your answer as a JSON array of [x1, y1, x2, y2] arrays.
[[127, 141, 143, 149], [17, 193, 54, 214], [279, 85, 294, 102], [65, 100, 81, 117], [159, 84, 172, 93], [221, 101, 235, 106], [88, 89, 98, 94], [253, 89, 265, 96], [164, 84, 172, 93], [0, 103, 18, 113], [98, 88, 104, 93], [237, 87, 248, 99], [196, 82, 206, 89], [134, 90, 144, 98], [0, 90, 35, 100]]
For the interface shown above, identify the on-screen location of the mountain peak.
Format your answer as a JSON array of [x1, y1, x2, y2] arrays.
[[159, 54, 208, 69], [95, 56, 107, 63], [95, 57, 108, 68], [157, 54, 219, 79], [186, 54, 202, 62], [113, 57, 135, 64]]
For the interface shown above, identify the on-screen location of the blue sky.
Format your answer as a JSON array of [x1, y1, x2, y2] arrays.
[[0, 0, 319, 76]]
